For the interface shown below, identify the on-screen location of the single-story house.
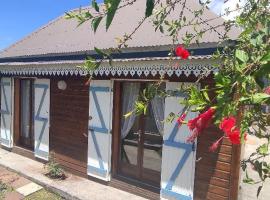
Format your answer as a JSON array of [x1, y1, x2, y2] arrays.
[[0, 0, 241, 199]]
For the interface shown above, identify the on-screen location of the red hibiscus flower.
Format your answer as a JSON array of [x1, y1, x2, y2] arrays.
[[186, 107, 215, 143], [264, 86, 270, 95], [176, 113, 187, 127], [219, 116, 236, 134], [175, 45, 190, 60], [219, 116, 247, 145], [209, 136, 224, 152], [227, 129, 241, 144]]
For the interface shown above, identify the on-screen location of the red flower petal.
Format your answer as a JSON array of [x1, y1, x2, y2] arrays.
[[219, 116, 236, 134], [186, 108, 215, 143], [228, 129, 241, 144], [175, 46, 185, 57], [181, 50, 190, 59], [264, 86, 270, 95], [177, 113, 187, 127], [175, 45, 190, 59], [209, 136, 224, 152]]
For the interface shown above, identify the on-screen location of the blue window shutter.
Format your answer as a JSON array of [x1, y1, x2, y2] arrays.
[[161, 82, 199, 200], [87, 80, 113, 181], [34, 79, 50, 161], [0, 77, 13, 148]]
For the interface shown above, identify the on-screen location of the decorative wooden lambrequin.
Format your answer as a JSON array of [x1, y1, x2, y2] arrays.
[[34, 79, 50, 161], [161, 82, 198, 200], [0, 77, 13, 148], [88, 80, 113, 181]]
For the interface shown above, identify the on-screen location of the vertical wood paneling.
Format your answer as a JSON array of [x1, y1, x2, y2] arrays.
[[194, 79, 235, 200], [50, 77, 89, 176]]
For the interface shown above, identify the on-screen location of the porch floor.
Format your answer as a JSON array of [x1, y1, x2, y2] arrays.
[[0, 148, 147, 200]]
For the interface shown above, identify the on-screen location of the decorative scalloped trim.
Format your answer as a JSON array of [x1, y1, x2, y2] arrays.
[[0, 59, 217, 77]]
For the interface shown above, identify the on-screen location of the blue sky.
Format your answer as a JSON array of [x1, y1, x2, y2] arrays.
[[0, 0, 101, 50], [0, 0, 226, 51]]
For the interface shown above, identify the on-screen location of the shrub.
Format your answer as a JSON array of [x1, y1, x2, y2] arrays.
[[44, 153, 66, 180]]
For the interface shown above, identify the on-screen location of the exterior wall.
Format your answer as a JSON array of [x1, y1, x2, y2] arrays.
[[194, 126, 233, 200], [50, 77, 89, 176], [0, 75, 241, 199]]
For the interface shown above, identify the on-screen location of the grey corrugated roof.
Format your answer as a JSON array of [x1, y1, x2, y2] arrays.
[[0, 0, 240, 59]]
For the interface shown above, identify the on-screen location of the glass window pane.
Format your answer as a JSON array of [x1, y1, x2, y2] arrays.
[[120, 116, 140, 166], [143, 104, 163, 172], [20, 80, 31, 139]]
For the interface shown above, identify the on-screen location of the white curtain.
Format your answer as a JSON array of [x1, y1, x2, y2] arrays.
[[21, 80, 31, 138], [151, 96, 165, 136], [121, 82, 140, 139]]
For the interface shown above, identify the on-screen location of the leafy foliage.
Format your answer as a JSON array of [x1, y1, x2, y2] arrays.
[[66, 0, 270, 197], [44, 153, 66, 180]]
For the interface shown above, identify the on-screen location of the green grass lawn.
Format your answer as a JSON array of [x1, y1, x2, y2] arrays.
[[24, 189, 63, 200], [0, 181, 13, 199]]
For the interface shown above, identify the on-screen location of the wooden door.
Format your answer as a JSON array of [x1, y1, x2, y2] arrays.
[[50, 77, 89, 176], [113, 82, 163, 190]]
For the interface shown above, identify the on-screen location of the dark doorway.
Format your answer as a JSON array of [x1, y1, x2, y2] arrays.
[[19, 79, 34, 149], [13, 79, 35, 151]]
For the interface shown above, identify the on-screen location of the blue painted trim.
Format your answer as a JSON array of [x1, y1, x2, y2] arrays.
[[0, 81, 11, 143], [0, 138, 10, 146], [90, 86, 110, 92], [90, 86, 108, 134], [167, 90, 188, 98], [167, 123, 179, 142], [0, 47, 221, 63], [161, 189, 192, 200], [0, 81, 10, 114], [163, 103, 195, 195], [165, 147, 192, 190], [34, 83, 49, 159], [34, 148, 49, 159], [87, 165, 107, 177], [90, 130, 105, 171], [164, 140, 192, 150], [89, 126, 108, 134]]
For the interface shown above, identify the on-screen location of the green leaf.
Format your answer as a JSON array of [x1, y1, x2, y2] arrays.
[[92, 17, 102, 33], [261, 52, 270, 63], [94, 47, 104, 55], [145, 0, 155, 17], [243, 171, 255, 184], [92, 0, 99, 12], [257, 186, 263, 198], [235, 49, 249, 63], [257, 144, 269, 156], [251, 93, 270, 104], [254, 62, 270, 82], [105, 0, 121, 30], [124, 111, 133, 118]]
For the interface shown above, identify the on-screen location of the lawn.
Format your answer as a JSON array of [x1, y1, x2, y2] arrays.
[[24, 189, 63, 200], [0, 181, 13, 199]]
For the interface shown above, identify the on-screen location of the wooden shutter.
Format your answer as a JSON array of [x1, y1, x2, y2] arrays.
[[34, 79, 50, 161], [161, 82, 198, 200], [88, 80, 113, 181], [0, 77, 13, 148]]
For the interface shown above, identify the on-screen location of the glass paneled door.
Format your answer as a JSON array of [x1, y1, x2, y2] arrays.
[[19, 79, 34, 150], [117, 82, 164, 189]]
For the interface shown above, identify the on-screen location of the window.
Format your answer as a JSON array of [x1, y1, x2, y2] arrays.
[[19, 79, 34, 149], [114, 81, 165, 188]]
